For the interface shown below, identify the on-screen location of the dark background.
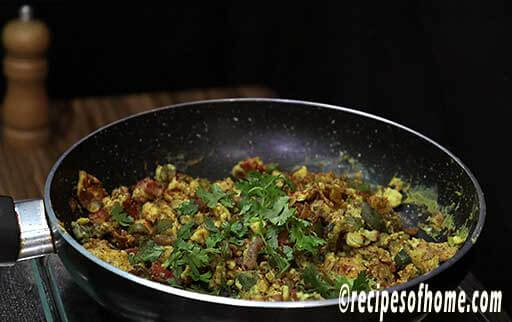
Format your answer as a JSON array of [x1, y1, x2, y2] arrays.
[[1, 1, 510, 314]]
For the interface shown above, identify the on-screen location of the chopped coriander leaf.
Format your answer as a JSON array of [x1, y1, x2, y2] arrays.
[[352, 271, 371, 292], [219, 196, 234, 208], [265, 245, 290, 275], [334, 275, 351, 291], [111, 203, 134, 227], [290, 224, 325, 256], [167, 278, 182, 288], [295, 233, 325, 255], [283, 245, 294, 262], [220, 221, 231, 231], [265, 225, 279, 249], [183, 244, 217, 282], [185, 256, 207, 279], [162, 249, 183, 269], [171, 266, 184, 280], [177, 222, 195, 240], [204, 218, 218, 233], [206, 232, 224, 248], [131, 240, 165, 264], [196, 271, 212, 283], [235, 171, 285, 208], [177, 200, 199, 216], [162, 235, 218, 283], [220, 241, 231, 259], [187, 245, 210, 267], [197, 184, 233, 209], [238, 198, 253, 215], [230, 221, 248, 238], [263, 196, 295, 226], [293, 216, 313, 228], [236, 272, 257, 291], [128, 253, 137, 265], [303, 265, 334, 298]]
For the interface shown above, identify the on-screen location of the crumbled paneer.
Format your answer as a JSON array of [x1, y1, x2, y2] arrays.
[[72, 160, 462, 301], [84, 239, 133, 272]]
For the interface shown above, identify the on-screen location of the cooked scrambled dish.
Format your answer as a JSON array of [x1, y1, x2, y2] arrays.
[[70, 157, 465, 301]]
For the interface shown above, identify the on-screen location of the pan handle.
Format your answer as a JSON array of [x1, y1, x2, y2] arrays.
[[0, 196, 55, 266]]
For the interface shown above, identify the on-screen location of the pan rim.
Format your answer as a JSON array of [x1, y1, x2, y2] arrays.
[[43, 97, 486, 309]]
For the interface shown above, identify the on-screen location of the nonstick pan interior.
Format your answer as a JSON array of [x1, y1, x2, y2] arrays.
[[48, 98, 483, 266]]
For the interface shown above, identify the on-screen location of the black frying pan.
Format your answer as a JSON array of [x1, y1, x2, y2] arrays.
[[0, 99, 485, 321]]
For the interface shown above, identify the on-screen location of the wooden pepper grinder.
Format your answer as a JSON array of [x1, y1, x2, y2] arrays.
[[1, 5, 50, 148]]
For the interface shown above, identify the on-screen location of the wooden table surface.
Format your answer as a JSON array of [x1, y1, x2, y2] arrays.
[[0, 85, 275, 200]]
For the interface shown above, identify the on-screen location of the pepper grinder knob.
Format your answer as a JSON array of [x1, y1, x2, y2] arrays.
[[1, 5, 50, 148]]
